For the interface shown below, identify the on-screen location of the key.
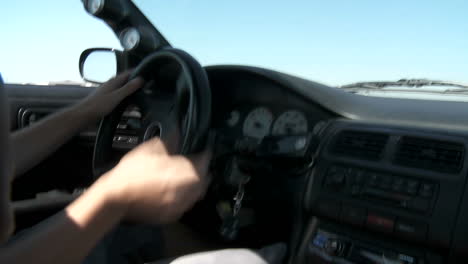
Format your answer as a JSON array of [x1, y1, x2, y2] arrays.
[[219, 173, 250, 241], [220, 216, 240, 241], [233, 183, 245, 216], [220, 184, 244, 240]]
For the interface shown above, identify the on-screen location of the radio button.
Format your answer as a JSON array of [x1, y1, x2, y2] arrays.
[[409, 197, 430, 212], [350, 185, 361, 196], [407, 180, 419, 188], [395, 219, 427, 241], [341, 206, 367, 227], [405, 180, 420, 195], [393, 177, 405, 186], [368, 173, 379, 187], [406, 186, 418, 195], [347, 168, 364, 184], [392, 184, 404, 192], [366, 213, 395, 233], [378, 175, 392, 190], [419, 183, 435, 198]]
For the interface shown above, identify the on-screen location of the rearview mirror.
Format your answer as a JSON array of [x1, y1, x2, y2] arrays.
[[79, 48, 121, 84]]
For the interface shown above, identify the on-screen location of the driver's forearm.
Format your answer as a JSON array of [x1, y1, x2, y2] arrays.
[[11, 100, 96, 177], [0, 176, 126, 264]]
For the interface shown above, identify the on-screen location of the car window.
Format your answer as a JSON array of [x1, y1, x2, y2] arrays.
[[0, 0, 119, 84]]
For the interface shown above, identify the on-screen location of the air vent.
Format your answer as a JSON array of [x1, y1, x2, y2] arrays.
[[331, 130, 389, 160], [394, 136, 464, 173]]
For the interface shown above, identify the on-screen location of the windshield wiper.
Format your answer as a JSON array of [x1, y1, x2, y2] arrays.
[[339, 79, 468, 92]]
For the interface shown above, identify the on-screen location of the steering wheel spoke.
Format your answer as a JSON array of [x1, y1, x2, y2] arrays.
[[160, 109, 183, 154]]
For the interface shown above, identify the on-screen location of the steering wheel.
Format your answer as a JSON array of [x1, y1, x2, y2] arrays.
[[92, 48, 211, 177]]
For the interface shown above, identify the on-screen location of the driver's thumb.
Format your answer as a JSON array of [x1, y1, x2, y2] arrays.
[[188, 148, 212, 180]]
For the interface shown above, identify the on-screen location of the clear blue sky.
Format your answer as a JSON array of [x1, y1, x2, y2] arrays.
[[1, 0, 467, 86]]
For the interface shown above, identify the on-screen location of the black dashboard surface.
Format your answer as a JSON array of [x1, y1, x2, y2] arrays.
[[7, 66, 468, 132], [206, 65, 468, 132], [6, 65, 468, 263]]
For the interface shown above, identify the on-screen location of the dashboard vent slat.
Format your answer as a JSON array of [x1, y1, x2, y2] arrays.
[[394, 136, 465, 173], [331, 130, 389, 160]]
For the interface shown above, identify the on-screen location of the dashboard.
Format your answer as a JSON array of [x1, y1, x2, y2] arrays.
[[7, 65, 468, 264], [205, 66, 468, 264]]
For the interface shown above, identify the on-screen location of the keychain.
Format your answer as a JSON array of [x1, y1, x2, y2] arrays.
[[219, 175, 250, 240]]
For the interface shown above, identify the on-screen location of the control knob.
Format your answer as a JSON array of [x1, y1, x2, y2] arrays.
[[324, 238, 345, 257]]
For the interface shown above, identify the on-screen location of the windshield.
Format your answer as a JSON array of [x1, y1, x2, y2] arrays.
[[1, 1, 467, 96], [133, 0, 468, 88]]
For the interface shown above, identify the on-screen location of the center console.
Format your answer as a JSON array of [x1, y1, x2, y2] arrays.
[[293, 120, 468, 264]]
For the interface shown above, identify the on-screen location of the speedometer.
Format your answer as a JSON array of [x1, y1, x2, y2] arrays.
[[272, 110, 308, 135], [243, 107, 273, 139]]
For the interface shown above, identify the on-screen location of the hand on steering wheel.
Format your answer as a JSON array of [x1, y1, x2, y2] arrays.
[[93, 48, 211, 176], [79, 71, 145, 120]]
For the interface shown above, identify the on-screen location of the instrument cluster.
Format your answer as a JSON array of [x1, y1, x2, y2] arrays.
[[223, 106, 309, 140]]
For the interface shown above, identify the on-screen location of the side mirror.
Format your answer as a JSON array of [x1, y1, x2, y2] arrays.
[[79, 48, 122, 84]]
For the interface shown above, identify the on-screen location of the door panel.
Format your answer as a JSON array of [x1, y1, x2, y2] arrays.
[[6, 83, 97, 231]]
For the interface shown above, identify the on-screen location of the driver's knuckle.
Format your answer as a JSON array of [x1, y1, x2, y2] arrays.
[[177, 156, 192, 169]]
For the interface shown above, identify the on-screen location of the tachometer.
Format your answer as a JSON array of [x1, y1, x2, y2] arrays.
[[243, 107, 273, 139], [272, 110, 308, 135]]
